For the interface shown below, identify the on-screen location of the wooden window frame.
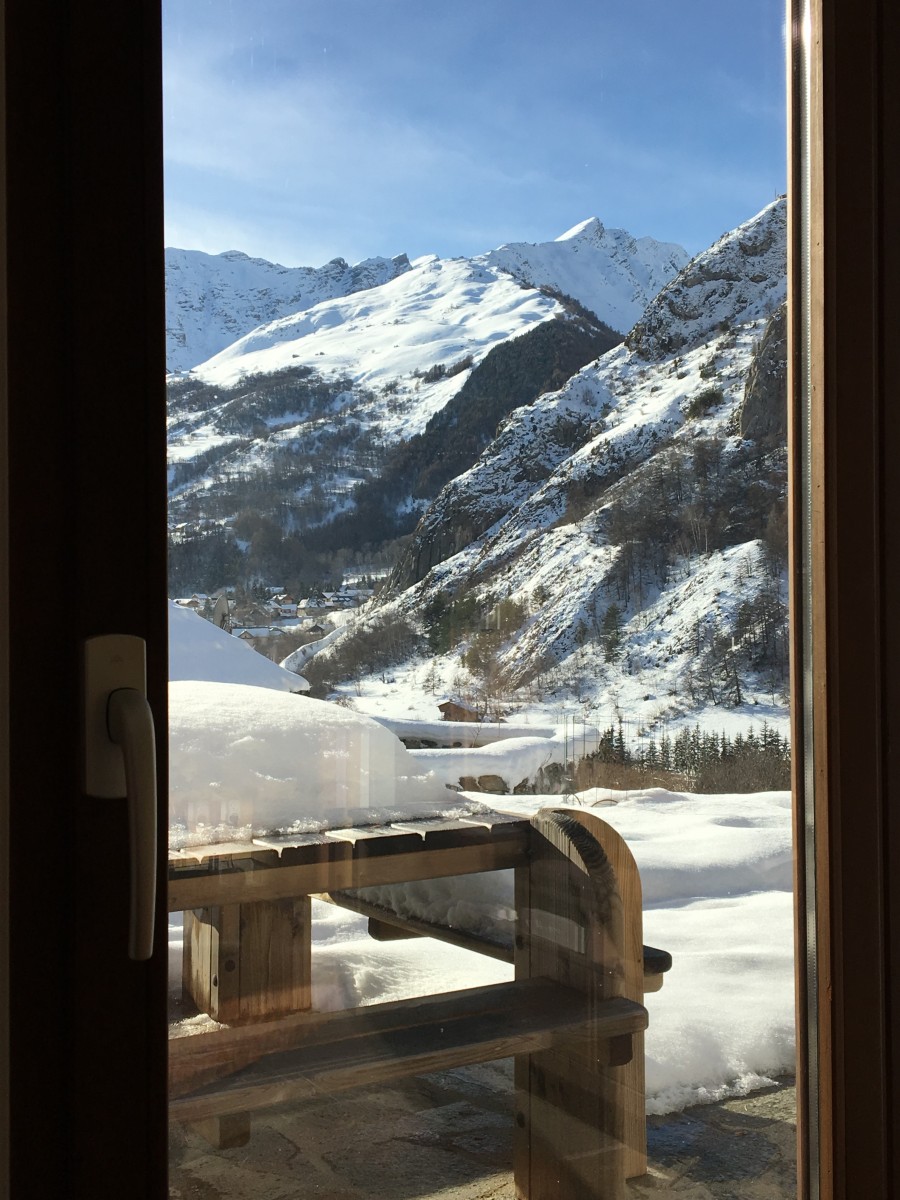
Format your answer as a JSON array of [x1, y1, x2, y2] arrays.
[[790, 0, 900, 1195], [2, 0, 899, 1195]]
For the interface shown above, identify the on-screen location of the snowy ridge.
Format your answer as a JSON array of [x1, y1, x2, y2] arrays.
[[393, 199, 786, 593], [171, 216, 687, 395], [188, 256, 561, 410], [625, 198, 786, 360], [483, 217, 688, 335], [166, 246, 412, 373]]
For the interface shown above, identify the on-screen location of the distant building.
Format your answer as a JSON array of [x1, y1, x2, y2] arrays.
[[438, 699, 481, 723]]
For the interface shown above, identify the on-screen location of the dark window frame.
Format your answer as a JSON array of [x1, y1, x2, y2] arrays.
[[2, 0, 899, 1195]]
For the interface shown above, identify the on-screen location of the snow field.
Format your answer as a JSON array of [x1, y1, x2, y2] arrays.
[[166, 662, 794, 1114]]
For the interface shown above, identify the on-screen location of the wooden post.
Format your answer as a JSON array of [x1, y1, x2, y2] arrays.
[[182, 898, 312, 1025], [514, 809, 646, 1199]]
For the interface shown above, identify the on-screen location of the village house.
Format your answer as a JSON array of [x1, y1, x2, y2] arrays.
[[437, 698, 481, 723]]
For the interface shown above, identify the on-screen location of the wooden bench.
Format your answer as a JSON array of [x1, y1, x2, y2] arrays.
[[168, 807, 668, 1199]]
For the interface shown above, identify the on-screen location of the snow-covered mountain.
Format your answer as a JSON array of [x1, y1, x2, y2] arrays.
[[482, 218, 688, 337], [165, 248, 412, 373], [392, 200, 787, 585], [184, 256, 564, 428], [167, 220, 688, 382], [167, 201, 788, 735], [167, 217, 688, 560], [308, 199, 788, 734]]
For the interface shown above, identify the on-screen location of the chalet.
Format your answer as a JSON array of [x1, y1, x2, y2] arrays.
[[172, 593, 209, 610], [438, 698, 481, 723]]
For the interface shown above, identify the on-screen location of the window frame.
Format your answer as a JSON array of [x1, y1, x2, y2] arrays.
[[790, 0, 900, 1194], [2, 0, 899, 1195]]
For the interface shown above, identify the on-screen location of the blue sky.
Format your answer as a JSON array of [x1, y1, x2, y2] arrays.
[[163, 0, 787, 266]]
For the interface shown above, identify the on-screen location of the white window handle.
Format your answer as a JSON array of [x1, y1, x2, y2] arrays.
[[82, 635, 158, 961], [107, 688, 158, 961]]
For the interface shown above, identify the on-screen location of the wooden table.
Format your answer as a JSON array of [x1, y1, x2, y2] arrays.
[[168, 807, 665, 1199]]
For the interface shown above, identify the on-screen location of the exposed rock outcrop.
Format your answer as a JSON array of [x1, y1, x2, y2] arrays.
[[739, 304, 787, 446]]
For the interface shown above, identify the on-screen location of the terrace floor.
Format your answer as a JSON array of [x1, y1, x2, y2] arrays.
[[169, 1064, 796, 1199]]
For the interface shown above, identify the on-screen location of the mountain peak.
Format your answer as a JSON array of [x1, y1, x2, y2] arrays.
[[481, 221, 688, 335], [555, 217, 605, 242]]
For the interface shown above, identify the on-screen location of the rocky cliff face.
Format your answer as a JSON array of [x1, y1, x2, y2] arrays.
[[739, 304, 787, 446], [391, 198, 788, 597], [624, 199, 786, 361]]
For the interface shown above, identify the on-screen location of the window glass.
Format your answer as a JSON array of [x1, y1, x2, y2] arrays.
[[164, 3, 794, 1195]]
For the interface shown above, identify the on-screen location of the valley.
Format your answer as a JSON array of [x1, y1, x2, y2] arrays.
[[167, 200, 788, 758]]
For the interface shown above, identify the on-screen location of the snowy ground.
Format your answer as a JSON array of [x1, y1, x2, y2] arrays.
[[311, 644, 790, 759], [168, 781, 794, 1115], [166, 612, 795, 1117]]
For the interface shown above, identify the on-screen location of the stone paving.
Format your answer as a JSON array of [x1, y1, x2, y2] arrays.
[[169, 1063, 796, 1200]]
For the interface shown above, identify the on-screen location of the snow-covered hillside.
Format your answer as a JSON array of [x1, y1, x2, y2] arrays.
[[185, 256, 563, 423], [168, 218, 686, 388], [167, 217, 686, 567], [306, 199, 788, 739], [166, 247, 412, 373]]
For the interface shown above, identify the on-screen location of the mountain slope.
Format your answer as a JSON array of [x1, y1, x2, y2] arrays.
[[313, 199, 789, 731], [482, 218, 688, 335], [169, 219, 687, 385], [166, 247, 412, 373], [167, 217, 687, 585]]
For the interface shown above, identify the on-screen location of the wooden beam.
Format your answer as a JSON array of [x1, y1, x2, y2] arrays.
[[324, 890, 672, 988], [187, 1114, 250, 1151], [327, 888, 514, 961], [169, 831, 528, 911], [183, 899, 311, 1025]]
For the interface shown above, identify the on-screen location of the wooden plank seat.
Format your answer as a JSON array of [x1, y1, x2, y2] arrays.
[[169, 807, 664, 1198], [170, 978, 647, 1117]]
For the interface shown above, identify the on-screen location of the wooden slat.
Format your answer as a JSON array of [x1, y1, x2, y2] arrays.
[[168, 827, 529, 911], [458, 808, 534, 830], [170, 843, 275, 865], [169, 979, 646, 1123]]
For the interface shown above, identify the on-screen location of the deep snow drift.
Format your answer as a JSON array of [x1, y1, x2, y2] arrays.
[[168, 600, 309, 692], [168, 681, 450, 843]]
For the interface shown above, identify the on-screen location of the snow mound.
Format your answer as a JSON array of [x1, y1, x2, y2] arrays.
[[168, 681, 450, 843], [168, 600, 309, 692], [408, 726, 601, 789]]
